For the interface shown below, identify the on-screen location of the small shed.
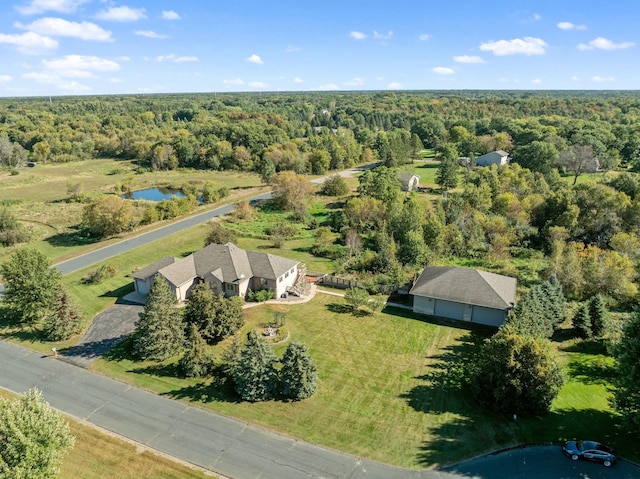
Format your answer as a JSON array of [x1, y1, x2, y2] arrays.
[[409, 266, 517, 327], [397, 172, 420, 192]]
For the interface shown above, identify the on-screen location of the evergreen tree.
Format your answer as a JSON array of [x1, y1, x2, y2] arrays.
[[42, 287, 83, 341], [541, 274, 566, 327], [572, 304, 592, 339], [471, 327, 564, 416], [0, 389, 75, 479], [234, 331, 278, 402], [344, 287, 370, 312], [221, 335, 243, 379], [178, 324, 215, 378], [435, 157, 459, 193], [279, 342, 318, 401], [588, 295, 607, 337], [132, 276, 184, 361], [183, 284, 244, 344], [612, 312, 640, 430], [508, 286, 553, 338]]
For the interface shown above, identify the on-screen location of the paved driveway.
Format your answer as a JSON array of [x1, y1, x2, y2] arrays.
[[61, 301, 142, 368]]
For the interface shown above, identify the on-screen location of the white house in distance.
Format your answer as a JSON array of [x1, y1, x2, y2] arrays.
[[132, 243, 302, 302], [474, 150, 510, 167], [409, 266, 517, 327]]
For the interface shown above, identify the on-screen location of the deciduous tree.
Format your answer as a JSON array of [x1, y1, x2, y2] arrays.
[[0, 248, 61, 323], [0, 389, 75, 479], [470, 327, 564, 416], [82, 196, 134, 238]]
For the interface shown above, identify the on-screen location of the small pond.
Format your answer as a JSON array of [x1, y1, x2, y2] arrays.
[[122, 187, 186, 202]]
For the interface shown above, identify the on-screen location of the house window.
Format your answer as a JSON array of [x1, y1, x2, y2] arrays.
[[226, 284, 234, 291], [261, 278, 268, 286], [279, 276, 283, 283], [290, 268, 295, 274], [285, 271, 289, 278]]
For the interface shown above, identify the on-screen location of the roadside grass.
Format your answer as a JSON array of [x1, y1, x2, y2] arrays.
[[0, 389, 211, 479]]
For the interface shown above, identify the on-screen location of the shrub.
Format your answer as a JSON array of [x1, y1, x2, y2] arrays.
[[205, 222, 236, 246], [320, 175, 350, 196], [247, 289, 274, 302], [82, 263, 118, 284]]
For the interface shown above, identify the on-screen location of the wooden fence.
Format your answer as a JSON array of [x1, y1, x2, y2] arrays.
[[308, 273, 400, 295]]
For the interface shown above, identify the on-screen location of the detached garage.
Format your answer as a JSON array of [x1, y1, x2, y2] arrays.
[[409, 266, 517, 327]]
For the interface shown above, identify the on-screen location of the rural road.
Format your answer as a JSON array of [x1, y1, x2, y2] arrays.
[[52, 161, 378, 276], [2, 340, 638, 479]]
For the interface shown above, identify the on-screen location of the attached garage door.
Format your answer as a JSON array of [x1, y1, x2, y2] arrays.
[[434, 300, 466, 321], [472, 305, 505, 327]]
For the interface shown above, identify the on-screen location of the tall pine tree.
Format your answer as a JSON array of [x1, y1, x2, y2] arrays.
[[183, 284, 243, 344], [572, 303, 592, 339], [179, 324, 215, 378], [279, 342, 318, 401], [132, 276, 184, 361], [42, 287, 83, 341], [588, 295, 607, 337], [612, 312, 640, 429], [234, 331, 278, 402]]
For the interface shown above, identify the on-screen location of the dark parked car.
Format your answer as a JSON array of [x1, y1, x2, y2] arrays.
[[563, 440, 616, 467]]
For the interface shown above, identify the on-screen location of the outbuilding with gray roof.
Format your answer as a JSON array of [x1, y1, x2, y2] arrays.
[[409, 266, 516, 327]]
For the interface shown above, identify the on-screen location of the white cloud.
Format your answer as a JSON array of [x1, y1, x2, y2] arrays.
[[43, 54, 120, 73], [95, 6, 146, 22], [433, 66, 454, 75], [453, 55, 485, 64], [248, 81, 267, 88], [108, 77, 122, 83], [387, 82, 402, 89], [318, 83, 338, 90], [373, 30, 393, 40], [15, 0, 88, 15], [0, 75, 13, 83], [557, 21, 587, 30], [480, 37, 547, 56], [161, 10, 180, 20], [571, 76, 580, 81], [293, 77, 303, 83], [223, 78, 244, 85], [531, 78, 542, 84], [533, 13, 541, 21], [135, 30, 168, 39], [285, 45, 301, 53], [419, 34, 431, 41], [592, 75, 615, 82], [115, 56, 130, 62], [156, 54, 197, 62], [16, 17, 113, 41], [246, 54, 263, 64], [0, 31, 58, 54], [59, 80, 90, 92], [578, 37, 634, 50], [350, 31, 366, 40], [343, 77, 364, 87]]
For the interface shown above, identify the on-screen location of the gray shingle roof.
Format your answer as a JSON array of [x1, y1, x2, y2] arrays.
[[131, 256, 176, 280], [146, 243, 300, 287], [409, 266, 516, 310]]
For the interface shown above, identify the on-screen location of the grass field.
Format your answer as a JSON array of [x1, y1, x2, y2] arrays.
[[0, 389, 212, 479], [88, 292, 634, 468]]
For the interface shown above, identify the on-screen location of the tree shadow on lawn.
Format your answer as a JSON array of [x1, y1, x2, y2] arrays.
[[100, 282, 135, 299], [566, 356, 616, 386], [326, 302, 369, 317], [164, 375, 242, 405], [400, 331, 510, 466], [45, 228, 98, 248]]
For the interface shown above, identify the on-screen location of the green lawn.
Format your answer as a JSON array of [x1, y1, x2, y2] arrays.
[[89, 293, 632, 468], [0, 389, 210, 479]]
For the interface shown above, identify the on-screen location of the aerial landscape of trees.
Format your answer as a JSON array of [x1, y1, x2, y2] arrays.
[[2, 89, 640, 471]]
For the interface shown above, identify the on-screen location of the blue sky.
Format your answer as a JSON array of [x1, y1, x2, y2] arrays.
[[0, 0, 638, 97]]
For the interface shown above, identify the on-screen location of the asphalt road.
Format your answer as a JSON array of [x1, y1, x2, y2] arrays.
[[0, 340, 460, 479], [2, 340, 638, 479], [52, 192, 272, 275]]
